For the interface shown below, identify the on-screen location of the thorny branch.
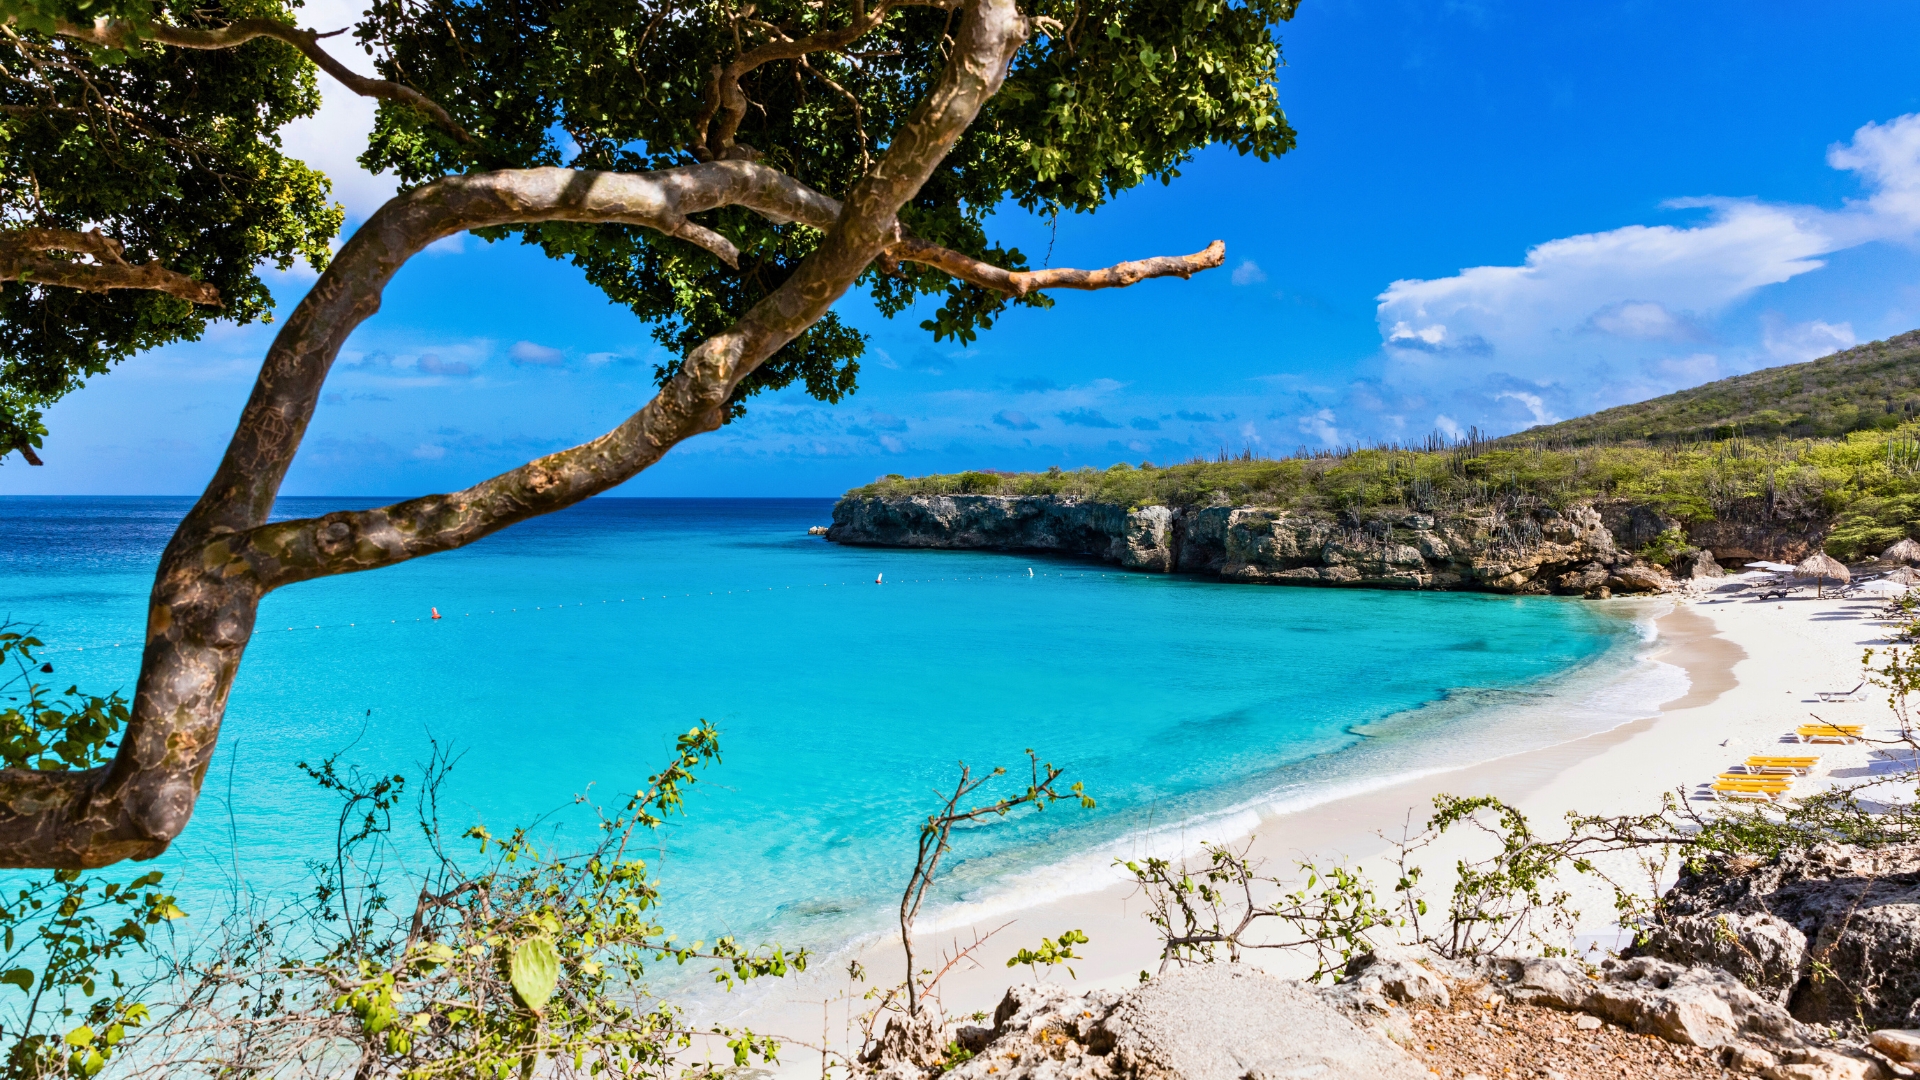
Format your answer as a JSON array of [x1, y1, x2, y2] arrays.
[[897, 752, 1091, 1014]]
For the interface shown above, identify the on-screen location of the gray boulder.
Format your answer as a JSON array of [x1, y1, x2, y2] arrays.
[[942, 965, 1428, 1080], [1638, 843, 1920, 1028], [1470, 954, 1806, 1048], [1673, 548, 1727, 579]]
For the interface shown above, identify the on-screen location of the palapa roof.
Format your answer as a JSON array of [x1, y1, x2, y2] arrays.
[[1887, 566, 1920, 585], [1795, 552, 1851, 583], [1883, 537, 1920, 565]]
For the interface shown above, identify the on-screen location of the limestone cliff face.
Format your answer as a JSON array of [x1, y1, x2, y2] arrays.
[[827, 495, 1684, 594]]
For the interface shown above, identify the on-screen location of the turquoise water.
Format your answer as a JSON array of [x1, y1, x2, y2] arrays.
[[0, 497, 1651, 959]]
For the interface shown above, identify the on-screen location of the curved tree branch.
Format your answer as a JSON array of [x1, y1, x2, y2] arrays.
[[50, 16, 473, 143], [0, 0, 1222, 869], [0, 0, 1030, 869], [0, 226, 220, 304]]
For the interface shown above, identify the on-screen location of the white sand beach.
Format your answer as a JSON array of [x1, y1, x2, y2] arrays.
[[727, 584, 1915, 1065]]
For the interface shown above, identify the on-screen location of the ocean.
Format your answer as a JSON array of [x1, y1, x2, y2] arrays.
[[0, 496, 1676, 966]]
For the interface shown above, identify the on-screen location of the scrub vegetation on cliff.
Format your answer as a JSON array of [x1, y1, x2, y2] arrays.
[[1515, 329, 1920, 446], [850, 340, 1920, 562]]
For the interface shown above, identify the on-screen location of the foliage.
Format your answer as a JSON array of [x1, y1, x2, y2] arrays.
[[0, 632, 127, 774], [1005, 929, 1087, 980], [125, 725, 800, 1078], [1121, 840, 1394, 982], [0, 0, 342, 460], [342, 0, 1298, 421], [1516, 329, 1920, 446], [848, 416, 1920, 559], [1637, 527, 1693, 568], [0, 630, 184, 1079]]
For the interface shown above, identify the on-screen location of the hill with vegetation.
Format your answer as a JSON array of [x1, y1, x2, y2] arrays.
[[843, 329, 1920, 561], [1509, 329, 1920, 445]]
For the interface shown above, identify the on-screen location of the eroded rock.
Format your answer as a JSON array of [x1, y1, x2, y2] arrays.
[[1471, 954, 1806, 1048], [1639, 843, 1920, 1028], [830, 495, 1680, 595]]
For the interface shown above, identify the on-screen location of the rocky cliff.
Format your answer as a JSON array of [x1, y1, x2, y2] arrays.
[[827, 494, 1736, 595]]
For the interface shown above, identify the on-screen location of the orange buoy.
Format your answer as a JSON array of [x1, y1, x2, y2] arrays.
[[431, 607, 442, 620]]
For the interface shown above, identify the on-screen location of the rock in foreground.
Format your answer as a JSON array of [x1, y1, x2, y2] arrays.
[[937, 964, 1429, 1080], [1640, 843, 1920, 1029]]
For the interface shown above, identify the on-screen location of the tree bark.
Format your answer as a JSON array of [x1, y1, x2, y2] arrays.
[[0, 227, 220, 304]]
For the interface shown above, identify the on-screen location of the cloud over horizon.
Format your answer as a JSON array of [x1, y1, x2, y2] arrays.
[[1354, 112, 1920, 438]]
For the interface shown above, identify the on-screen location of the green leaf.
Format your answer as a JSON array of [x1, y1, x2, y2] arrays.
[[0, 968, 31, 992], [508, 935, 560, 1012]]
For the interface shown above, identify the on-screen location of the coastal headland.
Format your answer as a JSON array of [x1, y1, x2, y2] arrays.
[[828, 493, 1770, 595]]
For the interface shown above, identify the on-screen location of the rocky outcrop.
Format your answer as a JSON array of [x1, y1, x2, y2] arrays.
[[1638, 843, 1920, 1029], [932, 964, 1431, 1080], [829, 495, 1690, 595], [905, 948, 1885, 1080], [1470, 953, 1808, 1048]]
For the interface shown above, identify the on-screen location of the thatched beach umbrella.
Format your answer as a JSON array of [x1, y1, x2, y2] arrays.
[[1796, 552, 1851, 597], [1884, 537, 1920, 566], [1890, 566, 1920, 585]]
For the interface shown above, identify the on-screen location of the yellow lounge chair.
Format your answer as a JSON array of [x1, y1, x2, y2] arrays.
[[1797, 725, 1862, 743], [1743, 756, 1820, 775], [1720, 768, 1789, 787], [1711, 781, 1790, 802]]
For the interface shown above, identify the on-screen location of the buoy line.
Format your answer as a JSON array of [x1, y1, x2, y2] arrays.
[[20, 567, 1130, 657]]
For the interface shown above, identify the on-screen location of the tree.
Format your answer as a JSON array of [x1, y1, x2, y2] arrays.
[[0, 0, 1299, 867]]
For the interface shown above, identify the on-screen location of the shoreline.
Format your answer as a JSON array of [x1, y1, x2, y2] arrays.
[[719, 587, 1904, 1064]]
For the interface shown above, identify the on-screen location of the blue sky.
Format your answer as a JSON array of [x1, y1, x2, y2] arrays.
[[10, 0, 1920, 497]]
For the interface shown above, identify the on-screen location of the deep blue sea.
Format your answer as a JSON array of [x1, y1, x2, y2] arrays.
[[0, 497, 1669, 963]]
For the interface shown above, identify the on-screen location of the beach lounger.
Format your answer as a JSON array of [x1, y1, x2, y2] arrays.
[[1743, 755, 1820, 774], [1716, 773, 1794, 788], [1710, 781, 1791, 802], [1817, 682, 1866, 702], [1797, 724, 1863, 743]]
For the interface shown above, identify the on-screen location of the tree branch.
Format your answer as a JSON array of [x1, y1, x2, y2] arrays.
[[0, 226, 220, 304], [0, 0, 1211, 869], [50, 16, 473, 144], [888, 237, 1226, 297], [691, 0, 960, 161]]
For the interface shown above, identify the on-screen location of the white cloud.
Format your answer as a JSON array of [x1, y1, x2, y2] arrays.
[[1828, 114, 1920, 230], [1493, 390, 1555, 427], [1434, 414, 1464, 440], [1763, 317, 1856, 363], [509, 341, 567, 367], [1231, 259, 1268, 286], [1386, 321, 1458, 350], [1370, 112, 1920, 427], [278, 0, 401, 223], [1585, 301, 1700, 342], [1297, 408, 1341, 445]]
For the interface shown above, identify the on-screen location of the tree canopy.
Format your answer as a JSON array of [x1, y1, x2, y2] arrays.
[[0, 0, 343, 461], [0, 0, 1297, 866]]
